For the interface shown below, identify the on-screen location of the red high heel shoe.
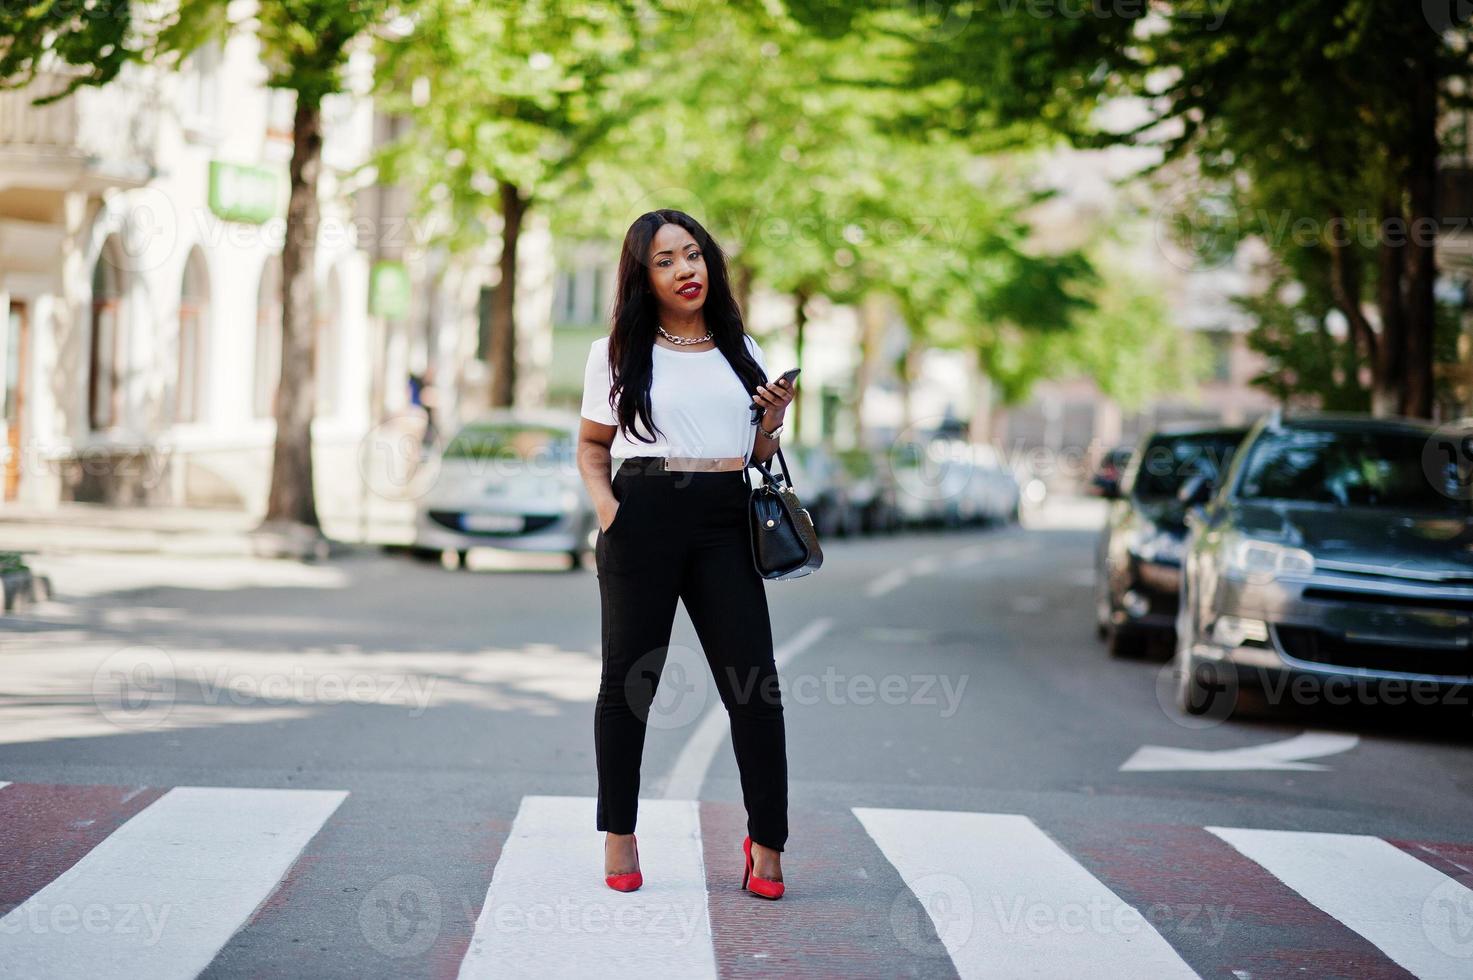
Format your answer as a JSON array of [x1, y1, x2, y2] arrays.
[[605, 834, 642, 892], [741, 835, 784, 900]]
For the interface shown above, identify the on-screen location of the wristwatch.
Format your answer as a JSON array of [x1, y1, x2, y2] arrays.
[[759, 421, 784, 439]]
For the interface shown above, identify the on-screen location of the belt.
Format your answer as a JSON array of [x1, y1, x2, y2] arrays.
[[630, 455, 747, 473]]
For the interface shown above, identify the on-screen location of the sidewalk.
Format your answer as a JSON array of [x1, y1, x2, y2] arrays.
[[0, 501, 416, 560]]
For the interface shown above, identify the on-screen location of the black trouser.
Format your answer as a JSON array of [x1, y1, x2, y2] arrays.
[[593, 455, 788, 852]]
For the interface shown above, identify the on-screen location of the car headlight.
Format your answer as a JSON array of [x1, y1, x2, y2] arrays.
[[1224, 533, 1315, 583]]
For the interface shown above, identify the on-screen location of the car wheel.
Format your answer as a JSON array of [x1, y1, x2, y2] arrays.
[[1093, 569, 1112, 641], [1173, 644, 1206, 714], [408, 546, 442, 564], [1106, 623, 1146, 659], [1171, 570, 1235, 717]]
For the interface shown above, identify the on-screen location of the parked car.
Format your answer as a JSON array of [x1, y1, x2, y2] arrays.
[[1088, 445, 1135, 498], [968, 443, 1021, 525], [783, 444, 858, 537], [1173, 413, 1473, 715], [836, 448, 901, 533], [1095, 424, 1248, 657], [890, 438, 979, 528], [411, 411, 596, 570]]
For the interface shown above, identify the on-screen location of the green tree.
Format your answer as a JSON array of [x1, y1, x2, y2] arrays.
[[560, 2, 1101, 438], [785, 0, 1473, 419], [373, 0, 653, 407]]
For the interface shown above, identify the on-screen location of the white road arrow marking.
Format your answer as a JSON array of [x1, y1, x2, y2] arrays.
[[1120, 731, 1360, 772]]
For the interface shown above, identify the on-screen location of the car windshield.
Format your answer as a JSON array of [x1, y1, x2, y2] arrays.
[[1131, 432, 1242, 500], [443, 424, 572, 463], [1236, 426, 1466, 514]]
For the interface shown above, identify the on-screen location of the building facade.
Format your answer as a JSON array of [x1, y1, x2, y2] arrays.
[[0, 32, 386, 524]]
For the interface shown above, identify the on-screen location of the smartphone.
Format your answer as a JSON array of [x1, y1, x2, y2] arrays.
[[751, 368, 800, 412]]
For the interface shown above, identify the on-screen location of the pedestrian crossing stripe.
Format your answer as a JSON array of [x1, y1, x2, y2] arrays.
[[0, 785, 346, 980], [457, 796, 716, 979], [3, 781, 1473, 979], [1207, 826, 1473, 980], [853, 807, 1198, 977]]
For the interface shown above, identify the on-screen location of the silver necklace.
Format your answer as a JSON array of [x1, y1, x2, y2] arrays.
[[656, 323, 713, 346]]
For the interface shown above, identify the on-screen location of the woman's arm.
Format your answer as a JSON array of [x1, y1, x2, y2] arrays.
[[577, 419, 622, 531], [749, 377, 795, 466]]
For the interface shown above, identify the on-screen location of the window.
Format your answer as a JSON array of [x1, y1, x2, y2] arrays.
[[176, 248, 210, 423], [315, 267, 341, 417], [88, 236, 126, 431], [265, 87, 296, 141], [1129, 430, 1244, 500], [591, 265, 607, 322], [182, 41, 223, 122], [1238, 426, 1468, 515], [254, 255, 283, 418], [1205, 330, 1233, 383]]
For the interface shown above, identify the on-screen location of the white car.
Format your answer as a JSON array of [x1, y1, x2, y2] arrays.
[[411, 410, 597, 569]]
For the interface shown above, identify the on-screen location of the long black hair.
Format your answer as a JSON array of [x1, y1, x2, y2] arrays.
[[605, 209, 767, 444]]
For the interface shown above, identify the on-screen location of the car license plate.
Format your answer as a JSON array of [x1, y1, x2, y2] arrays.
[[461, 513, 524, 533]]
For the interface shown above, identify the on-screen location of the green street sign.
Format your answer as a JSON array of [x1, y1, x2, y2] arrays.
[[207, 161, 281, 224], [370, 261, 411, 320]]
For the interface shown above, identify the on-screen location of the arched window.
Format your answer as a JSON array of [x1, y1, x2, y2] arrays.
[[176, 248, 210, 423], [88, 236, 126, 431], [315, 266, 341, 417], [254, 254, 283, 418]]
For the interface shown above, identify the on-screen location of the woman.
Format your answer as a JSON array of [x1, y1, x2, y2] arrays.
[[577, 209, 795, 900]]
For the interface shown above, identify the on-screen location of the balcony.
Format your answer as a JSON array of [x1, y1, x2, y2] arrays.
[[0, 68, 158, 193]]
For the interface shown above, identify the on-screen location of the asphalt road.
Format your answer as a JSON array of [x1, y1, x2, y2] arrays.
[[2, 501, 1472, 978]]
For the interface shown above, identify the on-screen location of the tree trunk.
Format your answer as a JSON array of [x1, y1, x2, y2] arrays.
[[898, 331, 922, 434], [734, 262, 754, 319], [262, 93, 323, 529], [1374, 198, 1407, 417], [853, 293, 885, 448], [489, 181, 525, 408], [791, 287, 808, 441], [1326, 207, 1393, 413], [1399, 52, 1439, 420]]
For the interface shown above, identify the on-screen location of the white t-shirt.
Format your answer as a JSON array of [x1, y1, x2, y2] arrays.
[[580, 333, 769, 460]]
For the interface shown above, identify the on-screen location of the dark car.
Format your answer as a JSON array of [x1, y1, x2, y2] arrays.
[[1088, 446, 1135, 498], [1095, 424, 1248, 657], [1173, 413, 1473, 715]]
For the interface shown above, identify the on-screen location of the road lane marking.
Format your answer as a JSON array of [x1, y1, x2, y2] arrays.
[[1121, 732, 1360, 772], [865, 567, 911, 597], [864, 537, 1034, 597], [661, 617, 832, 801], [0, 785, 346, 980], [854, 807, 1200, 979], [1207, 826, 1473, 979], [457, 795, 715, 979]]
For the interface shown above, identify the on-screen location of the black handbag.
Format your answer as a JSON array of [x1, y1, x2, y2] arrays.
[[743, 444, 823, 580]]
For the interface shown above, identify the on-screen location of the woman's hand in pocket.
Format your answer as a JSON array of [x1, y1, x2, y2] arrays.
[[597, 500, 621, 533]]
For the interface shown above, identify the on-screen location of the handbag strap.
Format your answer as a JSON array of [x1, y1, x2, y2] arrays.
[[749, 444, 793, 489], [746, 394, 793, 489]]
